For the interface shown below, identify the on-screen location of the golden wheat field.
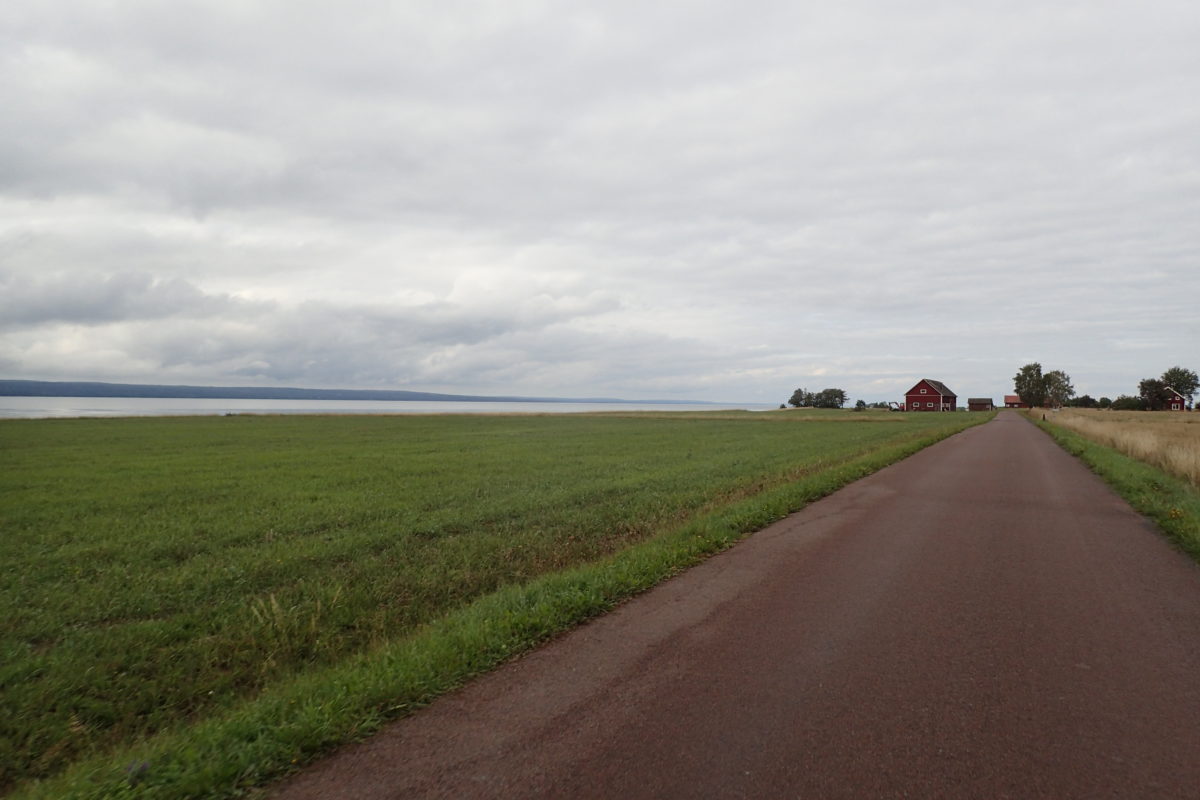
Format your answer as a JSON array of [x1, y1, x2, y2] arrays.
[[1046, 409, 1200, 489]]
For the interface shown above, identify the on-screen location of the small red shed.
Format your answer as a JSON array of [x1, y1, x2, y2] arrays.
[[1167, 387, 1187, 411], [904, 379, 957, 412], [1004, 395, 1029, 408]]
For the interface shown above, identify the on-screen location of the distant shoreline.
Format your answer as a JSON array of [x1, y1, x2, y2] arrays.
[[0, 379, 705, 406]]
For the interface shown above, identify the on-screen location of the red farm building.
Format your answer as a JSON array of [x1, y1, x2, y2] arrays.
[[1167, 386, 1187, 411], [1004, 395, 1029, 409], [904, 379, 957, 412]]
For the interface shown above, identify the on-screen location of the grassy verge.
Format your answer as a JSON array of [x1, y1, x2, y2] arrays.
[[3, 410, 989, 798], [1040, 408, 1200, 488], [1031, 414, 1200, 560]]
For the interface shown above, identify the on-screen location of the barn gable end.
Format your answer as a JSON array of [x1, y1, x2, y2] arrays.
[[904, 379, 957, 412]]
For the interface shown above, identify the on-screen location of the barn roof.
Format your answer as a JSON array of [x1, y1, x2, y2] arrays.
[[907, 379, 955, 398], [967, 398, 993, 404], [923, 379, 955, 397]]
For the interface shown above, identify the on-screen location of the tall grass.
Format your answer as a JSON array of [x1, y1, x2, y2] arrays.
[[1032, 415, 1200, 564], [1045, 409, 1200, 489]]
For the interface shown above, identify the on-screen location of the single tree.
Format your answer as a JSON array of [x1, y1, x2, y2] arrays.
[[1098, 397, 1113, 409], [1161, 366, 1198, 407], [1043, 370, 1074, 408], [854, 399, 868, 411], [1013, 363, 1046, 407], [1138, 378, 1172, 411]]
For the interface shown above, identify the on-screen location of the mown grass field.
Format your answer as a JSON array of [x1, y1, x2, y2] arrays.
[[1, 409, 987, 798]]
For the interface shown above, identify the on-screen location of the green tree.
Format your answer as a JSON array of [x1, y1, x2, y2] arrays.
[[787, 388, 813, 408], [854, 399, 868, 411], [1013, 363, 1046, 407], [1098, 397, 1113, 409], [788, 387, 847, 408], [814, 388, 848, 408], [1139, 378, 1172, 411], [1162, 366, 1198, 407], [1043, 370, 1074, 408], [1111, 394, 1145, 411]]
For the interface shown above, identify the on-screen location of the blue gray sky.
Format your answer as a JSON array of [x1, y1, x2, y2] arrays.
[[2, 0, 1197, 403]]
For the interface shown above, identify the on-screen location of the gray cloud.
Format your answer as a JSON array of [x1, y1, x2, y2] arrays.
[[0, 271, 247, 327], [1, 0, 1198, 401], [0, 264, 624, 390]]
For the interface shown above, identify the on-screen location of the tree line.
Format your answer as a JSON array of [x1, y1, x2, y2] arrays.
[[787, 387, 848, 409], [785, 389, 893, 411], [1014, 363, 1197, 411]]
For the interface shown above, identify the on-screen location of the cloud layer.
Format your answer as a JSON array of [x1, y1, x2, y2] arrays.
[[3, 1, 1198, 402]]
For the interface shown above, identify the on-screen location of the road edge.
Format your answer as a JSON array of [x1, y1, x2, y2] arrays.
[[1028, 413, 1200, 560]]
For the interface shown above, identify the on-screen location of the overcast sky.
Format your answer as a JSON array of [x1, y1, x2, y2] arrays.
[[2, 1, 1197, 403]]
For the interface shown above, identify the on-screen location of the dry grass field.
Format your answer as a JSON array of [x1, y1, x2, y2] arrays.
[[1047, 409, 1200, 489]]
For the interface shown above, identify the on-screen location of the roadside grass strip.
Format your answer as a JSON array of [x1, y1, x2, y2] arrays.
[[1045, 409, 1200, 489], [1033, 416, 1200, 561], [4, 411, 988, 799]]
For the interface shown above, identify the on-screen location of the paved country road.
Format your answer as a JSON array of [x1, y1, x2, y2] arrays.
[[271, 412, 1200, 799]]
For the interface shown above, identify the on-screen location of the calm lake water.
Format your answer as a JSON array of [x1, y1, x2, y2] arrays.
[[0, 396, 772, 419]]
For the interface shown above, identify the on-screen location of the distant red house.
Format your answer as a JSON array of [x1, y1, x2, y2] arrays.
[[904, 379, 957, 412], [1167, 387, 1187, 411], [1004, 395, 1029, 409], [968, 398, 994, 411]]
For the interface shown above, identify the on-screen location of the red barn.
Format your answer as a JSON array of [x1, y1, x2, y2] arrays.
[[1167, 386, 1187, 411], [1004, 395, 1029, 409], [904, 379, 957, 412]]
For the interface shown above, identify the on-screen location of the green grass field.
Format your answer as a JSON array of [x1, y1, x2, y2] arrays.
[[1, 409, 988, 797]]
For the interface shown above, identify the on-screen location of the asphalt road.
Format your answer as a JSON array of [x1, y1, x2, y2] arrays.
[[271, 412, 1200, 799]]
